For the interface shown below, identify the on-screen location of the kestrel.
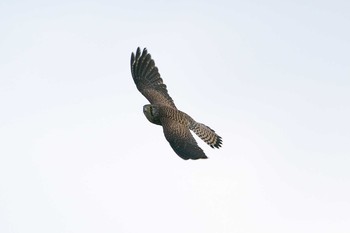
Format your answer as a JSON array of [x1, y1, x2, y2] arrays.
[[130, 47, 222, 160]]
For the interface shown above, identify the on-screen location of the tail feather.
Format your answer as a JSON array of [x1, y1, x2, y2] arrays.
[[190, 122, 222, 149]]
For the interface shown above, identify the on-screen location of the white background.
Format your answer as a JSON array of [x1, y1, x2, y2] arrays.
[[1, 0, 349, 232]]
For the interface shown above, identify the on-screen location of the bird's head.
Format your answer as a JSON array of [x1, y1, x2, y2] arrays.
[[143, 104, 162, 125]]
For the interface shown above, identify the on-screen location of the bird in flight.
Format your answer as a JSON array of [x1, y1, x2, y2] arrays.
[[130, 47, 222, 160]]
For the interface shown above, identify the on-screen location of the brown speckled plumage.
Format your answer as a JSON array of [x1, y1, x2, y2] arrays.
[[130, 47, 222, 160]]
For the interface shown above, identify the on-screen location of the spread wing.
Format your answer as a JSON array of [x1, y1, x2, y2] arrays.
[[130, 47, 177, 109], [161, 118, 207, 160]]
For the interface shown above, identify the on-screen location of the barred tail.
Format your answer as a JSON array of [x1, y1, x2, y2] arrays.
[[190, 122, 223, 149]]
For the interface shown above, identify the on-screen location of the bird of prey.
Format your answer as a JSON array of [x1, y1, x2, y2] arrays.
[[130, 47, 222, 160]]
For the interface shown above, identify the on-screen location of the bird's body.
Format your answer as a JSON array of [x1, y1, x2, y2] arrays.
[[130, 47, 222, 160]]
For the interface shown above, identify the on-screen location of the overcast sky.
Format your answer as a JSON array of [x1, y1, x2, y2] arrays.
[[1, 0, 349, 232]]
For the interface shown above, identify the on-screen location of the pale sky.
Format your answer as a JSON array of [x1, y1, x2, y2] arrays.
[[1, 0, 349, 233]]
